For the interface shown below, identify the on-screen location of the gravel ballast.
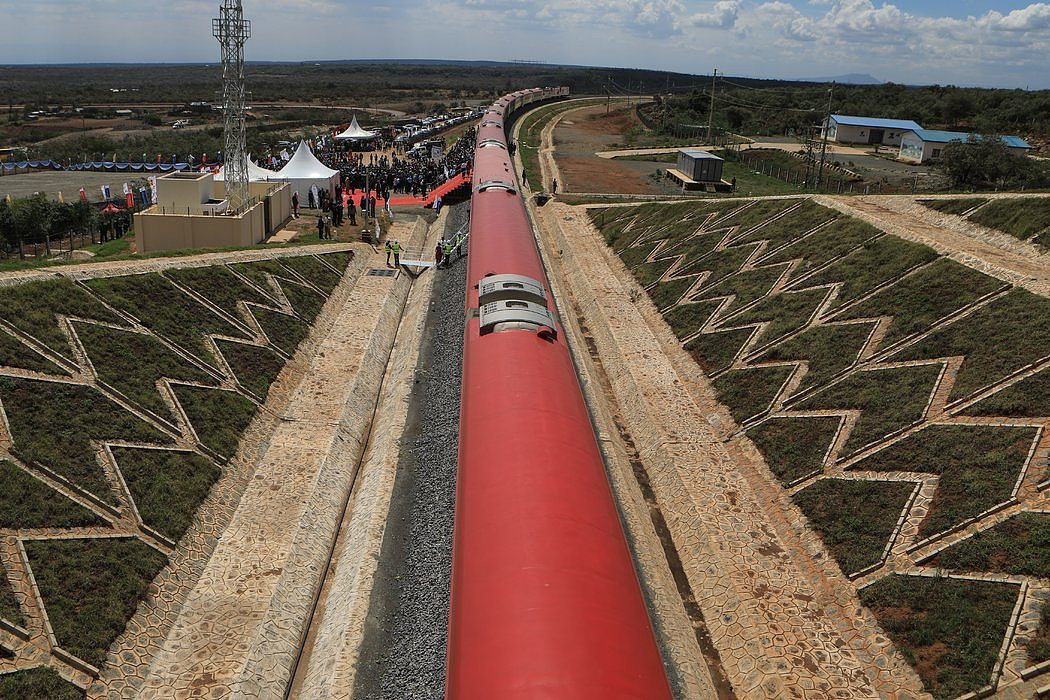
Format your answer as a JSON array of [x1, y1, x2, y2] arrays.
[[353, 204, 468, 699]]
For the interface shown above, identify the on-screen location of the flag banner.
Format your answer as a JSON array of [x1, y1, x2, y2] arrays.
[[122, 182, 131, 196], [102, 185, 111, 200], [126, 192, 134, 209], [79, 187, 87, 201], [139, 187, 149, 206], [149, 176, 158, 204]]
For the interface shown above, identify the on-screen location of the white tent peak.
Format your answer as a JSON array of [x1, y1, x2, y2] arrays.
[[277, 141, 340, 179], [214, 155, 277, 182], [335, 114, 377, 141]]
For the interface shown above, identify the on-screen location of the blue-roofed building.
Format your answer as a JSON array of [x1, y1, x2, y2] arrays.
[[824, 115, 924, 147], [899, 129, 1033, 164]]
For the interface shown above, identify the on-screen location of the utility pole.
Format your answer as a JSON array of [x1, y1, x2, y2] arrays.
[[606, 78, 610, 116], [707, 68, 718, 143], [816, 84, 834, 190]]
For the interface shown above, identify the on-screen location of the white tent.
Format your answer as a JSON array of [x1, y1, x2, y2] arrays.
[[273, 140, 340, 200], [334, 114, 377, 141], [214, 155, 278, 182]]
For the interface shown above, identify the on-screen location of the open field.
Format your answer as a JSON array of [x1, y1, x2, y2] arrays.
[[589, 195, 1050, 697]]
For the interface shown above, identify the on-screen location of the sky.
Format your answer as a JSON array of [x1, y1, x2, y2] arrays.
[[2, 0, 1049, 89]]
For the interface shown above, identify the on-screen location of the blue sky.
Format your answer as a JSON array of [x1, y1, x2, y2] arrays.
[[3, 0, 1049, 89]]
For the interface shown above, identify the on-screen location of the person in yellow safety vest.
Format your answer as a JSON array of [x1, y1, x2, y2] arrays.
[[391, 239, 403, 268], [384, 240, 393, 267], [443, 238, 454, 266]]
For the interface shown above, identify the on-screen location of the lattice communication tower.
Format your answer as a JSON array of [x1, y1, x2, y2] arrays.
[[213, 1, 251, 212]]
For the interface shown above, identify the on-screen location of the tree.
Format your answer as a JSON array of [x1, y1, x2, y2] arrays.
[[9, 194, 54, 259], [936, 135, 1034, 190]]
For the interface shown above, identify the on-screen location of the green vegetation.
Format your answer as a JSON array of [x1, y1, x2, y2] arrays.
[[726, 287, 830, 348], [711, 199, 794, 233], [921, 198, 988, 217], [711, 365, 795, 422], [746, 416, 840, 485], [727, 200, 836, 252], [937, 137, 1050, 191], [968, 197, 1050, 248], [631, 260, 675, 287], [678, 244, 758, 287], [84, 273, 250, 368], [0, 565, 25, 627], [278, 255, 343, 293], [250, 306, 310, 356], [793, 364, 943, 455], [684, 327, 753, 375], [759, 218, 883, 282], [929, 512, 1050, 577], [757, 322, 876, 395], [662, 300, 722, 340], [0, 378, 172, 503], [0, 460, 106, 530], [165, 264, 276, 319], [228, 259, 296, 296], [619, 241, 659, 269], [657, 229, 724, 264], [74, 323, 217, 421], [649, 276, 697, 310], [962, 367, 1050, 418], [833, 259, 1006, 348], [860, 574, 1019, 699], [893, 289, 1050, 401], [113, 448, 220, 543], [24, 537, 167, 668], [0, 327, 67, 374], [0, 667, 85, 699], [217, 340, 286, 399], [793, 478, 915, 576], [317, 251, 354, 274], [275, 279, 326, 322], [0, 277, 123, 361], [799, 236, 939, 312], [693, 264, 789, 316], [173, 385, 258, 459], [854, 425, 1036, 539]]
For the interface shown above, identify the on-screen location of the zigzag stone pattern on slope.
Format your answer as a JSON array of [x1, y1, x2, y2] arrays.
[[592, 196, 1050, 698], [0, 248, 356, 693]]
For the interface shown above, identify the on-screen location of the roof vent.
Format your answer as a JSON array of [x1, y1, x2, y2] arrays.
[[478, 274, 547, 306], [475, 180, 517, 193]]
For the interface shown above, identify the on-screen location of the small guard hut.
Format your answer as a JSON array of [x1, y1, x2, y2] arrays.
[[677, 149, 724, 183]]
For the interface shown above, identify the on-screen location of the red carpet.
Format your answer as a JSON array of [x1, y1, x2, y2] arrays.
[[343, 171, 472, 209]]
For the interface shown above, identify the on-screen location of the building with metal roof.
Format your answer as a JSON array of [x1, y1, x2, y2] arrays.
[[825, 115, 924, 147], [899, 129, 1033, 163]]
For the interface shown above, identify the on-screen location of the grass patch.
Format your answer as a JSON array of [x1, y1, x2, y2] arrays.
[[228, 259, 296, 296], [656, 229, 725, 266], [0, 277, 123, 362], [0, 564, 25, 627], [84, 273, 250, 368], [630, 259, 676, 287], [165, 264, 276, 319], [968, 197, 1050, 247], [921, 198, 988, 217], [854, 425, 1036, 539], [711, 365, 795, 422], [892, 288, 1050, 401], [0, 667, 85, 699], [249, 306, 310, 356], [650, 276, 698, 310], [717, 158, 813, 197], [833, 259, 1006, 349], [746, 416, 840, 485], [24, 537, 167, 668], [727, 200, 838, 252], [0, 460, 106, 530], [0, 377, 172, 503], [677, 244, 759, 287], [860, 574, 1018, 699], [759, 217, 883, 282], [619, 241, 659, 269], [710, 199, 794, 232], [684, 327, 753, 375], [793, 364, 942, 456], [216, 340, 286, 399], [0, 327, 67, 374], [113, 447, 220, 543], [794, 478, 915, 576], [317, 250, 354, 274], [277, 254, 343, 293], [172, 385, 257, 459], [74, 322, 217, 421], [724, 287, 830, 348], [929, 512, 1050, 577], [797, 236, 939, 312], [275, 278, 326, 323], [662, 300, 722, 340], [694, 264, 788, 316], [961, 366, 1050, 417], [757, 322, 876, 395]]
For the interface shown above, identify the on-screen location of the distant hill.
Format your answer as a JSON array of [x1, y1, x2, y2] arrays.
[[800, 73, 883, 85]]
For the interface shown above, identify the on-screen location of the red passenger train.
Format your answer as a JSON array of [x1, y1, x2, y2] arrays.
[[445, 88, 674, 699]]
